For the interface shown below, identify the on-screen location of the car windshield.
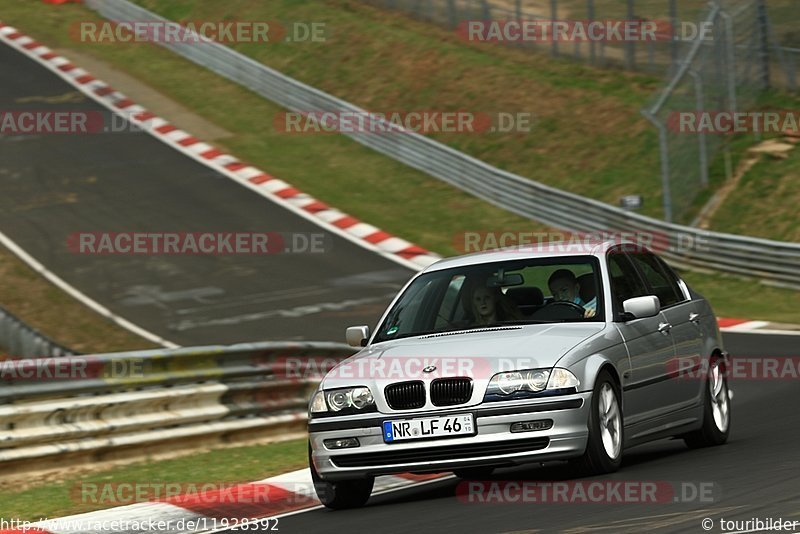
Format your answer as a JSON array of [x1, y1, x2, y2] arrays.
[[373, 256, 604, 343]]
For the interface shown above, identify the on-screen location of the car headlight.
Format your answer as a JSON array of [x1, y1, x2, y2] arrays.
[[485, 368, 579, 401], [310, 390, 327, 413], [309, 386, 376, 416], [547, 368, 580, 389]]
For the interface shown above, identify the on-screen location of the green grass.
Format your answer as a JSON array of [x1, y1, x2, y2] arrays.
[[680, 269, 800, 323], [0, 0, 798, 327], [0, 439, 308, 522], [708, 143, 800, 242]]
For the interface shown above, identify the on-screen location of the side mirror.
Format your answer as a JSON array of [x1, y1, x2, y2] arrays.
[[346, 325, 370, 348], [622, 296, 660, 320]]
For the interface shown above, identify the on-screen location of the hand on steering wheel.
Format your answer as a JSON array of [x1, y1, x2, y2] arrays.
[[542, 300, 594, 319]]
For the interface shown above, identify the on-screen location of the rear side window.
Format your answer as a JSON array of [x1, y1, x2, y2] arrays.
[[607, 251, 649, 314], [628, 252, 684, 308]]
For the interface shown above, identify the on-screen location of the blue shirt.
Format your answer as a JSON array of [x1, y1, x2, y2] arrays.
[[574, 296, 597, 312]]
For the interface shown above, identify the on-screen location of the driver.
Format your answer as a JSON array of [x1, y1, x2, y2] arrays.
[[547, 269, 596, 318]]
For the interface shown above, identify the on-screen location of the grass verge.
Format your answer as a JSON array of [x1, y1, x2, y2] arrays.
[[708, 142, 800, 242], [0, 438, 308, 522]]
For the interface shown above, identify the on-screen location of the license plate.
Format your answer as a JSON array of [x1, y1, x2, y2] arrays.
[[383, 413, 474, 443]]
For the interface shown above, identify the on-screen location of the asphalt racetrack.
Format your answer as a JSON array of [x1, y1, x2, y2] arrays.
[[0, 41, 413, 346], [242, 332, 799, 534]]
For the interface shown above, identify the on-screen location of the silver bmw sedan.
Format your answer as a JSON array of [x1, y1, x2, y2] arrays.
[[308, 241, 731, 509]]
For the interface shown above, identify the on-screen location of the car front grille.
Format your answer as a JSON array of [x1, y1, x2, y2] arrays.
[[331, 437, 550, 468], [430, 378, 473, 406], [385, 381, 425, 410]]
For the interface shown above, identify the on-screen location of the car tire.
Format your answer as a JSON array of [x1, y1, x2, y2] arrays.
[[683, 354, 731, 449], [453, 467, 495, 479], [309, 443, 374, 510], [571, 369, 623, 476]]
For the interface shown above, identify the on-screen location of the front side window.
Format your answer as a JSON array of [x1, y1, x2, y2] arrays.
[[607, 250, 650, 315], [373, 256, 604, 343], [628, 252, 684, 308]]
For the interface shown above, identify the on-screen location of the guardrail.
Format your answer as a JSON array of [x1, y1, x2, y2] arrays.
[[84, 0, 800, 288], [0, 342, 353, 471], [0, 304, 76, 358]]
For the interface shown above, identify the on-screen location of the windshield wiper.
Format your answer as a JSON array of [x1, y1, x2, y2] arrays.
[[379, 329, 441, 342]]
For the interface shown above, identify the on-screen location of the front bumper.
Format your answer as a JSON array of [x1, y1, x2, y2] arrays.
[[309, 393, 591, 481]]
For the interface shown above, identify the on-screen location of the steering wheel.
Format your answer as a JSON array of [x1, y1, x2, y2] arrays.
[[544, 301, 585, 312], [531, 300, 585, 320]]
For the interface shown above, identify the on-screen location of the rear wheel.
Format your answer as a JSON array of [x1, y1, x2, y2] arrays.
[[571, 370, 623, 475], [683, 354, 731, 448], [309, 443, 374, 509]]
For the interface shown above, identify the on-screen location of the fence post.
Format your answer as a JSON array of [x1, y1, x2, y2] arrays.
[[480, 0, 491, 21], [669, 0, 678, 66], [689, 70, 709, 188], [625, 0, 635, 69], [447, 0, 457, 28], [550, 0, 558, 57], [587, 0, 595, 65], [642, 110, 673, 222], [720, 9, 737, 182], [755, 0, 770, 89]]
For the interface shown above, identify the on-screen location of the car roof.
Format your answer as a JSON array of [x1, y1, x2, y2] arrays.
[[423, 239, 632, 273]]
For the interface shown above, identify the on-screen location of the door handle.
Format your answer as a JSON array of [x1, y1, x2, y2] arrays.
[[689, 313, 700, 324], [658, 322, 672, 334]]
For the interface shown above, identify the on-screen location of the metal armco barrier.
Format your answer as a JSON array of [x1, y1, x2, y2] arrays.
[[0, 342, 353, 468], [0, 304, 76, 358], [84, 0, 800, 288]]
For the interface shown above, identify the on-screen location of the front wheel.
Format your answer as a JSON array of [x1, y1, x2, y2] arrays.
[[309, 443, 374, 509], [683, 354, 731, 448], [571, 370, 623, 475]]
